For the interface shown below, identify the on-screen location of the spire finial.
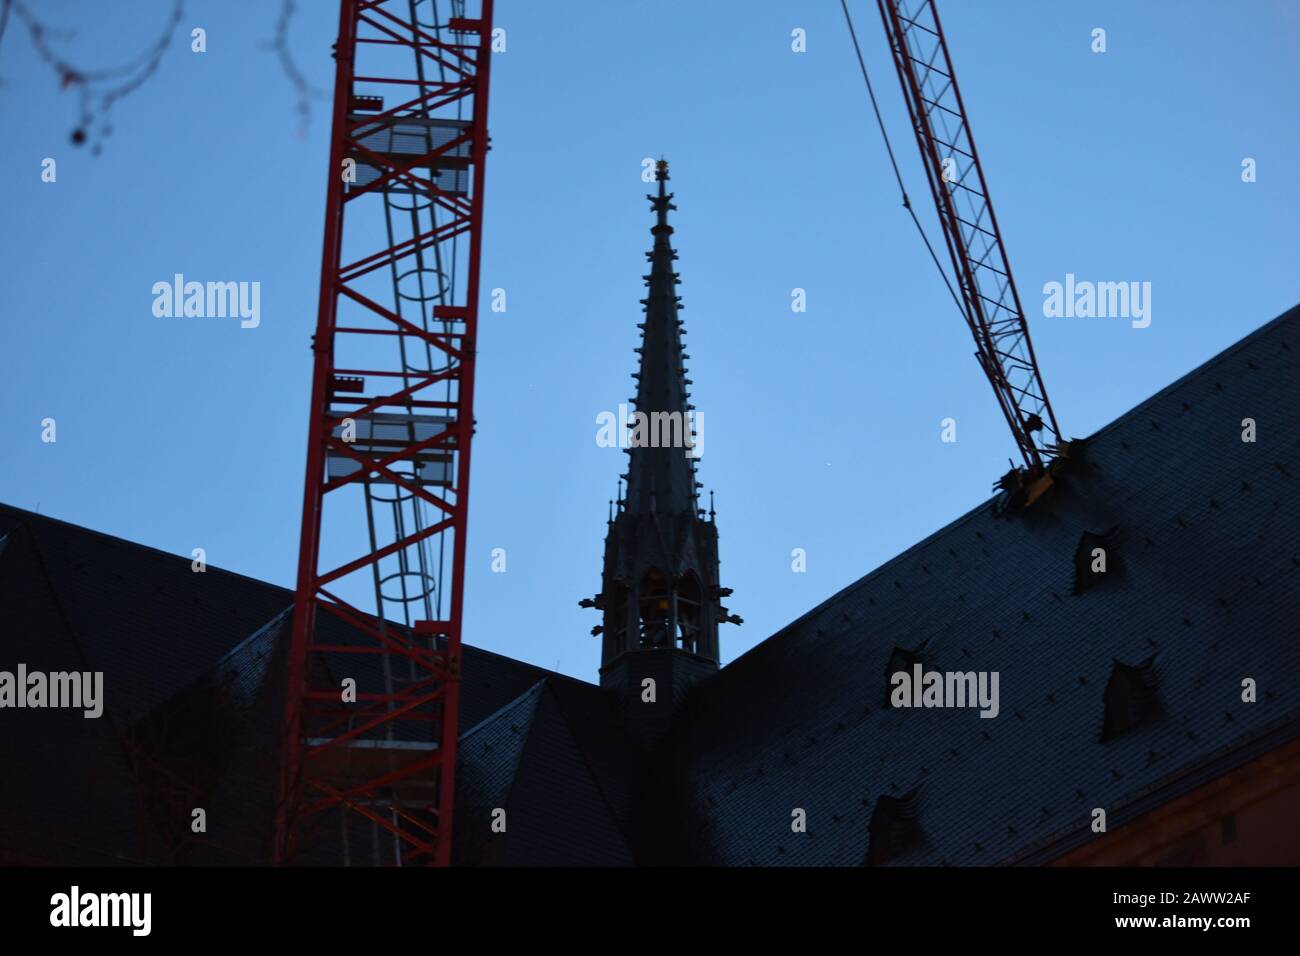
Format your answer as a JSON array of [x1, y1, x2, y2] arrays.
[[648, 156, 676, 234]]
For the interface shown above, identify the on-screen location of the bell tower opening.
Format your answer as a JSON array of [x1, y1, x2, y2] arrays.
[[676, 571, 703, 654], [638, 568, 671, 649]]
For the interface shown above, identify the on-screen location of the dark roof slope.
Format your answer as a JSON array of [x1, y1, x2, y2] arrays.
[[0, 503, 562, 864], [454, 676, 638, 866], [0, 505, 292, 724], [653, 304, 1300, 865], [0, 524, 163, 864]]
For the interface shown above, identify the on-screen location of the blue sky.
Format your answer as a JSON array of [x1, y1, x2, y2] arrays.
[[3, 0, 1297, 678]]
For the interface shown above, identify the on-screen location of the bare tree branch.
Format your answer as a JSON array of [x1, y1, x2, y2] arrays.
[[1, 0, 324, 152], [265, 0, 327, 140], [2, 0, 183, 152]]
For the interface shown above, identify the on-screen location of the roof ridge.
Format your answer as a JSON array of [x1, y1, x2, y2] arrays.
[[131, 606, 295, 731], [212, 606, 293, 669], [0, 503, 597, 674], [0, 504, 295, 596], [457, 678, 547, 742], [541, 679, 636, 853], [1082, 301, 1298, 445], [461, 644, 588, 679], [10, 520, 175, 857], [14, 522, 102, 691], [720, 302, 1300, 676]]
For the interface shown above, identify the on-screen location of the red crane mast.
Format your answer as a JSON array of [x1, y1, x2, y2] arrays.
[[276, 0, 495, 866]]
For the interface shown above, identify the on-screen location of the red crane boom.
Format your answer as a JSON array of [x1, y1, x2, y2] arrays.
[[876, 0, 1062, 489]]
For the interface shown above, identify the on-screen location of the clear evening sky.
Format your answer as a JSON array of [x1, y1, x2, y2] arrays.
[[3, 1, 1297, 676]]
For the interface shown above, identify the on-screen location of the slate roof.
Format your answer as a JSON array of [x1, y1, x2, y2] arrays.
[[0, 503, 560, 865], [0, 523, 160, 864], [454, 676, 638, 866], [647, 302, 1300, 865], [0, 505, 292, 726], [1, 302, 1296, 866]]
